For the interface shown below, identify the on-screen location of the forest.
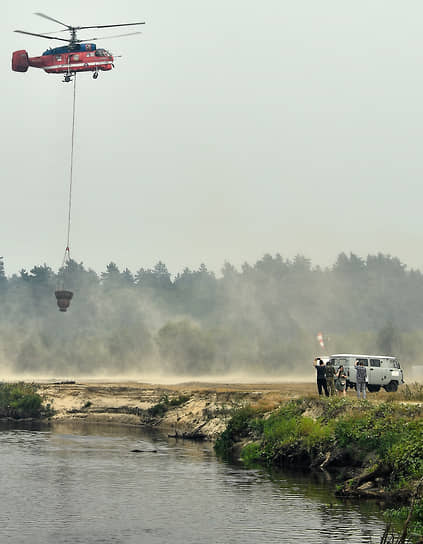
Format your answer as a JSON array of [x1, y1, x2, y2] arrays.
[[0, 252, 422, 377]]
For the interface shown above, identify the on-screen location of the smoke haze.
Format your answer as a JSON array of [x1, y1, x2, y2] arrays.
[[1, 253, 423, 381]]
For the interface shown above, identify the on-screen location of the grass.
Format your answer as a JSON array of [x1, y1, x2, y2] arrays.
[[215, 396, 423, 542], [383, 479, 423, 543], [215, 397, 423, 481], [396, 383, 423, 402]]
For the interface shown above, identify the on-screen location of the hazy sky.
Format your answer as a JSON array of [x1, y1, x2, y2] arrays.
[[3, 1, 423, 277]]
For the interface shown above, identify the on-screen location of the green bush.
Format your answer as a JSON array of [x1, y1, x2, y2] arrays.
[[333, 403, 409, 457], [385, 498, 423, 542], [241, 442, 262, 464], [166, 394, 191, 407], [214, 406, 259, 458], [147, 394, 191, 418], [215, 396, 423, 501], [316, 396, 352, 422], [147, 402, 168, 418], [0, 383, 43, 418], [297, 417, 333, 452], [257, 403, 334, 461], [385, 422, 423, 481], [263, 411, 299, 444]]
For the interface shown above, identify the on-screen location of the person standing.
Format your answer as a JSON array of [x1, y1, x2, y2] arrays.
[[313, 358, 329, 397], [335, 365, 347, 397], [325, 360, 336, 396], [355, 360, 367, 400]]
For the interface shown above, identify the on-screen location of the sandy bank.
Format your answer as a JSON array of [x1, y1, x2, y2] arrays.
[[38, 381, 317, 439]]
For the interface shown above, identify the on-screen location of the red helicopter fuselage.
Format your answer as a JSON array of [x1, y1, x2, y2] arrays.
[[12, 43, 113, 76]]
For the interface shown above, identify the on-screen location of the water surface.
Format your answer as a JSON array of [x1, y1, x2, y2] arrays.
[[0, 422, 386, 543]]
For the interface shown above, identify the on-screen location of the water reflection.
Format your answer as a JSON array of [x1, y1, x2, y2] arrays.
[[0, 422, 386, 544]]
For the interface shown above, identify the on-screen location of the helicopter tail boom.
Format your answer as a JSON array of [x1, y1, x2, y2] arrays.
[[12, 50, 46, 71], [12, 50, 29, 72]]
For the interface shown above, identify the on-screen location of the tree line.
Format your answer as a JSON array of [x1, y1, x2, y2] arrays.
[[0, 252, 422, 376]]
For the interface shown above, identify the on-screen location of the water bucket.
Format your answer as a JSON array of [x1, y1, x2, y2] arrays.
[[54, 290, 74, 312]]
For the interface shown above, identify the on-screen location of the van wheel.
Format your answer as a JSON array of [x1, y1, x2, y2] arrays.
[[383, 381, 398, 393], [367, 384, 381, 393]]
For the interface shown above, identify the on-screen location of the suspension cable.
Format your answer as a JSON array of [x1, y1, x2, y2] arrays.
[[58, 74, 77, 284], [65, 73, 77, 261]]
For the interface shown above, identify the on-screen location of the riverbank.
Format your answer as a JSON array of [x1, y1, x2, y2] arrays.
[[37, 380, 423, 441], [213, 396, 423, 505], [38, 381, 317, 439], [35, 382, 423, 498], [30, 381, 422, 541]]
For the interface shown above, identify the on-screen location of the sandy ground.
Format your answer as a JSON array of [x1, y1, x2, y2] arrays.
[[36, 381, 319, 438], [39, 381, 317, 413]]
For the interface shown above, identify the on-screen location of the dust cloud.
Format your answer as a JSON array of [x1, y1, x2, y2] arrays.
[[1, 253, 423, 381]]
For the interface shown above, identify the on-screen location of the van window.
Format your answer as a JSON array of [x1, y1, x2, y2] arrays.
[[330, 358, 350, 367], [356, 358, 368, 366], [370, 359, 381, 367], [380, 359, 397, 368]]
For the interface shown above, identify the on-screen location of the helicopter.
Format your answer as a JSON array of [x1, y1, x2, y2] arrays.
[[12, 12, 145, 82]]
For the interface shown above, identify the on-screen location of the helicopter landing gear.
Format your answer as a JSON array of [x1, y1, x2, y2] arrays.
[[93, 71, 99, 80], [63, 71, 75, 83]]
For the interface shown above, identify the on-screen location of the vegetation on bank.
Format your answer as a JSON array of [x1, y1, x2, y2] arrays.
[[147, 394, 191, 418], [383, 484, 423, 544], [0, 382, 45, 419], [400, 383, 423, 402], [214, 397, 423, 541]]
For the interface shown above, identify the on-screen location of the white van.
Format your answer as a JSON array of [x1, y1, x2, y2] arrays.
[[329, 354, 404, 392]]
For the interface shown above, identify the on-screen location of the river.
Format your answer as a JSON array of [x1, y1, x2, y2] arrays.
[[0, 421, 387, 543]]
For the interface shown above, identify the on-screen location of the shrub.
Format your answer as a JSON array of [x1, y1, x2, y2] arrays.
[[147, 394, 191, 418], [214, 406, 259, 458], [385, 497, 423, 542], [333, 403, 409, 457], [297, 417, 333, 452], [385, 422, 423, 481], [241, 442, 262, 464], [263, 414, 299, 450], [0, 383, 43, 418]]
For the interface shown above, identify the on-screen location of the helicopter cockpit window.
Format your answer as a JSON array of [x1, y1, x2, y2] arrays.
[[95, 49, 111, 57]]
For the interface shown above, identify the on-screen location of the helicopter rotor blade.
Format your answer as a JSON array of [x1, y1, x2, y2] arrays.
[[76, 22, 145, 30], [34, 12, 72, 29], [80, 31, 142, 42], [14, 29, 70, 42], [39, 29, 71, 35]]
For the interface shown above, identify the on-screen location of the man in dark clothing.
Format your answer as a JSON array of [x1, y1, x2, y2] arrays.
[[325, 361, 336, 396], [313, 358, 329, 397]]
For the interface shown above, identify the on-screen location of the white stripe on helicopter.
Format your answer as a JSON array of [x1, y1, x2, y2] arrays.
[[46, 61, 112, 70]]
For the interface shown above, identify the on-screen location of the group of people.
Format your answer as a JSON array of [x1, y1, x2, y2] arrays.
[[313, 358, 368, 399]]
